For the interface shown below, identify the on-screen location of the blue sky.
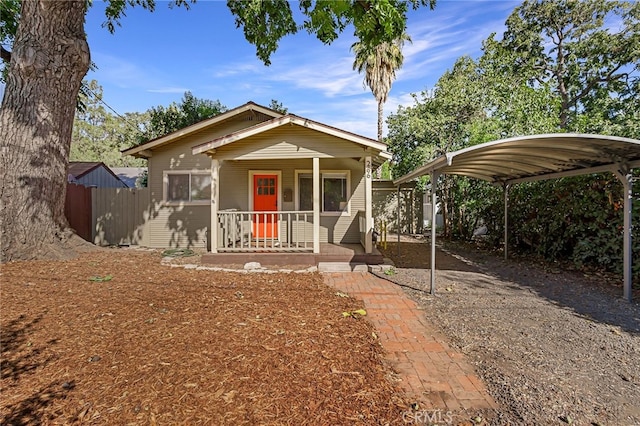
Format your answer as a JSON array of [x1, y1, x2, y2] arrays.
[[46, 1, 522, 139]]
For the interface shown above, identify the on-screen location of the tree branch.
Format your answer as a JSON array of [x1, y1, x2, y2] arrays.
[[571, 64, 627, 106], [1, 45, 11, 62]]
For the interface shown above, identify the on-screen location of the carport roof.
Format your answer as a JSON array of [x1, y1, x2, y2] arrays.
[[394, 133, 640, 185], [392, 133, 640, 302]]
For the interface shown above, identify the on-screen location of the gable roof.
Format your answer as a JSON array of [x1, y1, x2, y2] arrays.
[[68, 162, 104, 179], [67, 161, 127, 186], [191, 114, 392, 161], [122, 101, 284, 158]]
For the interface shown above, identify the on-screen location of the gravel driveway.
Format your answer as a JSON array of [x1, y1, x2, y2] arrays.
[[376, 237, 640, 425]]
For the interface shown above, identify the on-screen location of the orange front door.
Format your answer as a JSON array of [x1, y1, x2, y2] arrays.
[[253, 174, 278, 238]]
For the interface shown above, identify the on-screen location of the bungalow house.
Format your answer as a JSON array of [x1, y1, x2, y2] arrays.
[[122, 102, 390, 264]]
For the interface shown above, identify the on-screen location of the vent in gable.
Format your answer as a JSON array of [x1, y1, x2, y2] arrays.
[[242, 112, 272, 122]]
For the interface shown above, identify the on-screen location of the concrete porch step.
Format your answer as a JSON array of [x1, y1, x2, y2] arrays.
[[317, 262, 369, 273]]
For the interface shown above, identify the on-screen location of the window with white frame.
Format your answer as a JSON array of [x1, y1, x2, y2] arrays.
[[298, 173, 313, 211], [296, 171, 349, 214], [164, 171, 211, 203], [323, 173, 348, 212]]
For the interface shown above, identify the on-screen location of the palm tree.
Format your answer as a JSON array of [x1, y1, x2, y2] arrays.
[[352, 34, 411, 141]]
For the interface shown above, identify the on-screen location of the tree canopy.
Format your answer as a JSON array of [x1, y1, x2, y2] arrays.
[[485, 0, 640, 129], [227, 0, 435, 65], [352, 33, 412, 141], [268, 99, 288, 115], [139, 92, 227, 142], [0, 0, 19, 65], [70, 80, 148, 167]]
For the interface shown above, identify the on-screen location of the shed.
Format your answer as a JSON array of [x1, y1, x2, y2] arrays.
[[68, 162, 128, 188]]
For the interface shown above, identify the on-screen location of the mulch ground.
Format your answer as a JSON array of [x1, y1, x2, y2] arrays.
[[1, 249, 409, 425]]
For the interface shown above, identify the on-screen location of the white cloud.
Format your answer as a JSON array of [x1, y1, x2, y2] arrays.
[[397, 1, 516, 84], [147, 87, 190, 94], [90, 52, 155, 89], [268, 55, 363, 98], [211, 62, 262, 78], [386, 92, 420, 115]]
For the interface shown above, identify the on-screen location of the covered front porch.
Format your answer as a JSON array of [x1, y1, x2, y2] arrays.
[[205, 154, 377, 259]]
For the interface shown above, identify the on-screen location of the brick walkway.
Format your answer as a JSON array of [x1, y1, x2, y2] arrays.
[[323, 272, 497, 411]]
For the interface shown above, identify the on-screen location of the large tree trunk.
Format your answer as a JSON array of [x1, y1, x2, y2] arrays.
[[0, 1, 90, 261]]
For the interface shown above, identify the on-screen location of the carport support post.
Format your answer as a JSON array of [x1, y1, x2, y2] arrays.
[[614, 167, 634, 302], [430, 172, 439, 295], [504, 183, 510, 260]]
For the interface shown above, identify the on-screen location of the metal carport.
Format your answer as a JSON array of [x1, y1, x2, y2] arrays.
[[393, 134, 640, 301]]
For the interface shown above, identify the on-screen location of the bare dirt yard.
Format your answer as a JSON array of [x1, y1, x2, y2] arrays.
[[377, 236, 640, 426], [1, 249, 408, 425]]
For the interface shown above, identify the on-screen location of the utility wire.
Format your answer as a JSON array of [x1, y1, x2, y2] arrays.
[[2, 46, 144, 138], [82, 83, 146, 137]]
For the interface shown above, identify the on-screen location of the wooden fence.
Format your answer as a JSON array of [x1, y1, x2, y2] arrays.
[[65, 183, 150, 246], [372, 180, 423, 234], [65, 183, 93, 241]]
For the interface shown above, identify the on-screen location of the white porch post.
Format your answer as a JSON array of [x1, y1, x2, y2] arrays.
[[313, 157, 320, 254], [210, 158, 220, 253], [365, 156, 373, 254]]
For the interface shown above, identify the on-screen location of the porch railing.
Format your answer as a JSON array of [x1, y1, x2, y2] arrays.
[[217, 210, 314, 252]]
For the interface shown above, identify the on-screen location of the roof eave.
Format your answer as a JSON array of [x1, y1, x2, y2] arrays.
[[192, 115, 387, 156], [393, 156, 448, 185], [122, 102, 283, 157]]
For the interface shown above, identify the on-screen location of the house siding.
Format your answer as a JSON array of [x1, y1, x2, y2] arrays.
[[145, 156, 365, 248], [215, 126, 370, 161], [181, 111, 274, 149]]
